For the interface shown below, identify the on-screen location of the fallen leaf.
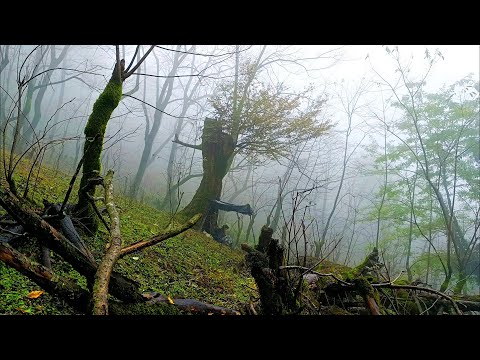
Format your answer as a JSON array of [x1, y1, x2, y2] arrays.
[[132, 256, 139, 260], [207, 312, 213, 315], [26, 290, 44, 299], [167, 296, 174, 304]]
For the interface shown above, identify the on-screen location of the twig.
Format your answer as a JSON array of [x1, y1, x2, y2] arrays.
[[279, 265, 353, 287], [371, 283, 462, 315], [60, 134, 100, 215], [0, 226, 26, 236], [86, 194, 110, 232]]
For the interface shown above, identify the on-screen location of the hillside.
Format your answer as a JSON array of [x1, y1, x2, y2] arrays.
[[0, 160, 257, 315]]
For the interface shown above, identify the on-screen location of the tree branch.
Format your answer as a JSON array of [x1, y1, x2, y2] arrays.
[[124, 45, 155, 80], [371, 283, 462, 315], [119, 213, 202, 258], [92, 170, 122, 315], [172, 133, 202, 151], [279, 265, 353, 287]]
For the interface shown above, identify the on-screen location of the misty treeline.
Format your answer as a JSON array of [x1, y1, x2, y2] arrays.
[[0, 44, 478, 307]]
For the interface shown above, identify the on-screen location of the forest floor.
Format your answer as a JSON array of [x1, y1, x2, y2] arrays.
[[0, 160, 257, 315], [3, 160, 477, 315]]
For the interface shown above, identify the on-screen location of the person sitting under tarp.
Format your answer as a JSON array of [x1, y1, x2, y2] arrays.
[[211, 224, 233, 246], [202, 199, 252, 247]]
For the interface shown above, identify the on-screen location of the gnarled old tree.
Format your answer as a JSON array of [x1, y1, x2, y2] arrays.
[[176, 50, 331, 233], [76, 45, 154, 233]]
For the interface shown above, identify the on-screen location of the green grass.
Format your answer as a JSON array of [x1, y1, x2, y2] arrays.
[[0, 159, 257, 314]]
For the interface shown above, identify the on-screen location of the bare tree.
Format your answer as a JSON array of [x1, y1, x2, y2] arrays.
[[314, 79, 369, 257]]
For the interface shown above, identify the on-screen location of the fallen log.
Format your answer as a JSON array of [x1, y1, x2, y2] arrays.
[[0, 187, 144, 303], [142, 292, 241, 315], [0, 241, 90, 313], [354, 277, 382, 315], [92, 170, 123, 315], [44, 202, 95, 263]]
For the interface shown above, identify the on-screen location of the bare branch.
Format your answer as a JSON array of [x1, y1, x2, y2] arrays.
[[172, 133, 202, 150], [155, 45, 252, 58], [371, 283, 462, 315], [279, 265, 353, 286], [124, 45, 155, 80], [122, 94, 201, 121], [119, 213, 202, 258]]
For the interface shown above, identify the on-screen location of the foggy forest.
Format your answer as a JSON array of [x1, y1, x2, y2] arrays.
[[0, 44, 478, 316]]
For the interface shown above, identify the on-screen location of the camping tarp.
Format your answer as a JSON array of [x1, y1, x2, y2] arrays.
[[209, 200, 253, 215]]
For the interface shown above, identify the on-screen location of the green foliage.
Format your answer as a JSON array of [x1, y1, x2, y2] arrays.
[[210, 62, 331, 161], [367, 74, 479, 287]]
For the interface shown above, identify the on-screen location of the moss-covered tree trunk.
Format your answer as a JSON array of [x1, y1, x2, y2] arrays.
[[179, 118, 234, 233], [76, 61, 124, 233]]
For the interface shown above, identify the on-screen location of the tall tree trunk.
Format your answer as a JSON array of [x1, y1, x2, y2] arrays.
[[46, 69, 68, 163], [130, 46, 184, 199], [21, 46, 70, 154], [130, 132, 154, 198], [76, 61, 124, 233], [0, 45, 11, 128], [178, 118, 234, 233], [315, 129, 349, 257], [406, 162, 418, 282], [375, 126, 388, 248]]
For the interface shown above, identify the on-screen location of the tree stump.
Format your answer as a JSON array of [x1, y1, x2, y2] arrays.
[[243, 226, 297, 315]]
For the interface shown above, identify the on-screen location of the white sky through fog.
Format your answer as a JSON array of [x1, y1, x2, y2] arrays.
[[298, 45, 479, 92]]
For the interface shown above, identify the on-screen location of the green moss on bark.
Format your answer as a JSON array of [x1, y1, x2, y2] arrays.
[[77, 77, 123, 232]]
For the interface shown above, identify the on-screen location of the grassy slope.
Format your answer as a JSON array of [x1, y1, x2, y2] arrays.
[[0, 160, 257, 315]]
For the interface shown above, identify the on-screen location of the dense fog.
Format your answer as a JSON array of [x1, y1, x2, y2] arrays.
[[1, 44, 478, 296]]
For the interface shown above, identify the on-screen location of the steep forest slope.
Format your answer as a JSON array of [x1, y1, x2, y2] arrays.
[[0, 161, 256, 314]]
